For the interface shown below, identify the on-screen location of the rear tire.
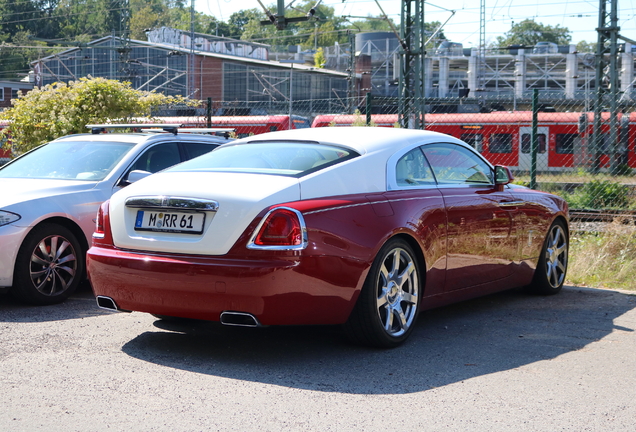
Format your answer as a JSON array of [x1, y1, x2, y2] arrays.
[[344, 238, 421, 348], [11, 223, 84, 305], [528, 220, 568, 295]]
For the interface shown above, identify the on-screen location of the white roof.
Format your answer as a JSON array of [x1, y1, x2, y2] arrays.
[[244, 126, 464, 155]]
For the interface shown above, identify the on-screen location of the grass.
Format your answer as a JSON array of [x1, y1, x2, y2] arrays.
[[567, 220, 636, 290]]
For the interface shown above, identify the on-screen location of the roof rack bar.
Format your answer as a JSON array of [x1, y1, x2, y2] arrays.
[[86, 123, 183, 135]]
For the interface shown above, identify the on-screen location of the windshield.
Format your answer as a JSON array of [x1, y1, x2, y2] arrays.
[[0, 141, 135, 181], [169, 141, 358, 177]]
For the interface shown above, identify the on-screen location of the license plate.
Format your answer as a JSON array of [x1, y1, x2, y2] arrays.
[[134, 210, 205, 234]]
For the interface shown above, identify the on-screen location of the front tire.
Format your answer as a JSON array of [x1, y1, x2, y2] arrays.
[[11, 223, 84, 305], [529, 220, 568, 295], [344, 238, 421, 348]]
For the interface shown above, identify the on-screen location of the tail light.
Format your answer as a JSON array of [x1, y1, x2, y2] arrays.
[[248, 207, 307, 250], [92, 200, 114, 247]]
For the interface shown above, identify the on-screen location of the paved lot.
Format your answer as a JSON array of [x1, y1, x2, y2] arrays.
[[1, 285, 635, 431]]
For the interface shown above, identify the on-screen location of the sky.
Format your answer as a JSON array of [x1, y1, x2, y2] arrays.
[[196, 0, 636, 47]]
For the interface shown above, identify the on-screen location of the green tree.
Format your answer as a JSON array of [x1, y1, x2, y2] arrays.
[[1, 77, 192, 153], [496, 19, 571, 48], [313, 46, 326, 67], [576, 40, 597, 53]]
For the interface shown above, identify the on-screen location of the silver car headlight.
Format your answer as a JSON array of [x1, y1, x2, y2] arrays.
[[0, 210, 21, 227]]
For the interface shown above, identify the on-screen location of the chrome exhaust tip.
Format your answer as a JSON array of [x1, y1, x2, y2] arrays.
[[220, 311, 262, 327], [96, 296, 130, 312]]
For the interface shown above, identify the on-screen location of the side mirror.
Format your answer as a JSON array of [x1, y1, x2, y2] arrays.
[[122, 169, 152, 186], [494, 165, 514, 190]]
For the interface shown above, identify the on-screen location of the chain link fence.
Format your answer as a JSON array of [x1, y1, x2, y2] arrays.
[[153, 93, 636, 217]]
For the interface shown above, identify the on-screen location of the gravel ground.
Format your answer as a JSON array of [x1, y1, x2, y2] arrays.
[[1, 285, 635, 431]]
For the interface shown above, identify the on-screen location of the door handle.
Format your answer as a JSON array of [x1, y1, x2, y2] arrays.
[[498, 200, 525, 208]]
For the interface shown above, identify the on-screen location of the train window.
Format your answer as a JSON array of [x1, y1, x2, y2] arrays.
[[555, 134, 577, 154], [521, 134, 546, 154], [489, 134, 513, 153], [460, 133, 483, 151]]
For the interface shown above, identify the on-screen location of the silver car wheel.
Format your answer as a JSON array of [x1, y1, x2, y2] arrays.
[[543, 224, 568, 289], [375, 247, 419, 338], [29, 234, 78, 296]]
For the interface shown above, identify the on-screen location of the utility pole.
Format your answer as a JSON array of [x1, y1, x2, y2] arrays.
[[398, 0, 425, 129], [189, 0, 196, 97], [592, 0, 636, 173], [118, 0, 131, 80]]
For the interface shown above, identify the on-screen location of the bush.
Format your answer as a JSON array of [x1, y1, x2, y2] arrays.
[[1, 77, 194, 154], [566, 180, 631, 210]]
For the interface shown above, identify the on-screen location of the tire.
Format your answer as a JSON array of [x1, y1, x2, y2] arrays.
[[11, 223, 84, 305], [344, 238, 421, 348], [528, 220, 568, 295]]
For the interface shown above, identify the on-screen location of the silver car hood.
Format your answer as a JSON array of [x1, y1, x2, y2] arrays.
[[0, 178, 99, 208]]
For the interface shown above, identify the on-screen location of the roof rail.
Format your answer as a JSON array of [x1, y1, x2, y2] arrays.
[[140, 127, 235, 138], [86, 123, 182, 135]]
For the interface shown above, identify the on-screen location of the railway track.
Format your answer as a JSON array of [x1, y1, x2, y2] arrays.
[[570, 209, 636, 223]]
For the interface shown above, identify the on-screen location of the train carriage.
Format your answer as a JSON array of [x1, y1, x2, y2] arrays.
[[153, 115, 310, 138], [312, 112, 633, 173]]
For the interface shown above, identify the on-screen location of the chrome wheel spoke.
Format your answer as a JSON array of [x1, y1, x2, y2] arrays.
[[52, 240, 70, 261], [383, 307, 394, 330], [377, 292, 388, 308], [401, 291, 416, 305], [56, 253, 76, 266], [31, 253, 49, 267]]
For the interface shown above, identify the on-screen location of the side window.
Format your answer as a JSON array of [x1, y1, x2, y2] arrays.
[[395, 147, 435, 186], [183, 142, 218, 160], [555, 134, 577, 154], [489, 133, 513, 153], [521, 133, 546, 154], [131, 143, 181, 173], [422, 143, 493, 185]]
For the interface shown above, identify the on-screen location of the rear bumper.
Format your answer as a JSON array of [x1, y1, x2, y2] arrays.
[[87, 246, 366, 325]]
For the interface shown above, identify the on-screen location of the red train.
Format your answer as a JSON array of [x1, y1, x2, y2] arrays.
[[312, 112, 633, 172], [153, 114, 311, 138]]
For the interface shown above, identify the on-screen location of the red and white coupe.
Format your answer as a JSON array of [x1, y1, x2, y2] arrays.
[[87, 127, 569, 347]]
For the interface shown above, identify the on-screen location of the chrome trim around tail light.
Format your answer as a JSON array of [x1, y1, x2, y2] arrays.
[[125, 196, 219, 211], [247, 206, 308, 251]]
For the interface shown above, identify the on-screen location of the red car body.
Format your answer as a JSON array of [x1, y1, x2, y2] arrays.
[[87, 127, 569, 347]]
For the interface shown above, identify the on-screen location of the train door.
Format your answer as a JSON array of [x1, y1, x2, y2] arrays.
[[519, 127, 549, 171]]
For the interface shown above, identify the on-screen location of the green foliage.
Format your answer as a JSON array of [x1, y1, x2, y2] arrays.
[[576, 40, 597, 53], [565, 180, 631, 210], [350, 109, 376, 127], [0, 77, 192, 154], [314, 47, 326, 68], [495, 19, 571, 47]]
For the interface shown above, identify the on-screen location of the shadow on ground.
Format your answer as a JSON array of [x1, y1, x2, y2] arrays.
[[114, 286, 636, 395], [0, 281, 109, 322]]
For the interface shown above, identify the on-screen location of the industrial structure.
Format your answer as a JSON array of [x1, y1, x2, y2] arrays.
[[30, 28, 351, 115]]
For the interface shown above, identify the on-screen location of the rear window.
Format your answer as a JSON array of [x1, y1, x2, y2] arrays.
[[169, 141, 359, 177]]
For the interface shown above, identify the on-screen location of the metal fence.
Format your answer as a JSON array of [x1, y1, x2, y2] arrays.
[[153, 93, 636, 218]]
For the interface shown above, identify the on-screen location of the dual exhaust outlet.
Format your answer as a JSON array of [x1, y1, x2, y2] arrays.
[[96, 296, 262, 327]]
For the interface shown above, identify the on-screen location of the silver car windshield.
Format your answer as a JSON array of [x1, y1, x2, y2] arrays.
[[169, 141, 358, 177], [0, 141, 135, 181]]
